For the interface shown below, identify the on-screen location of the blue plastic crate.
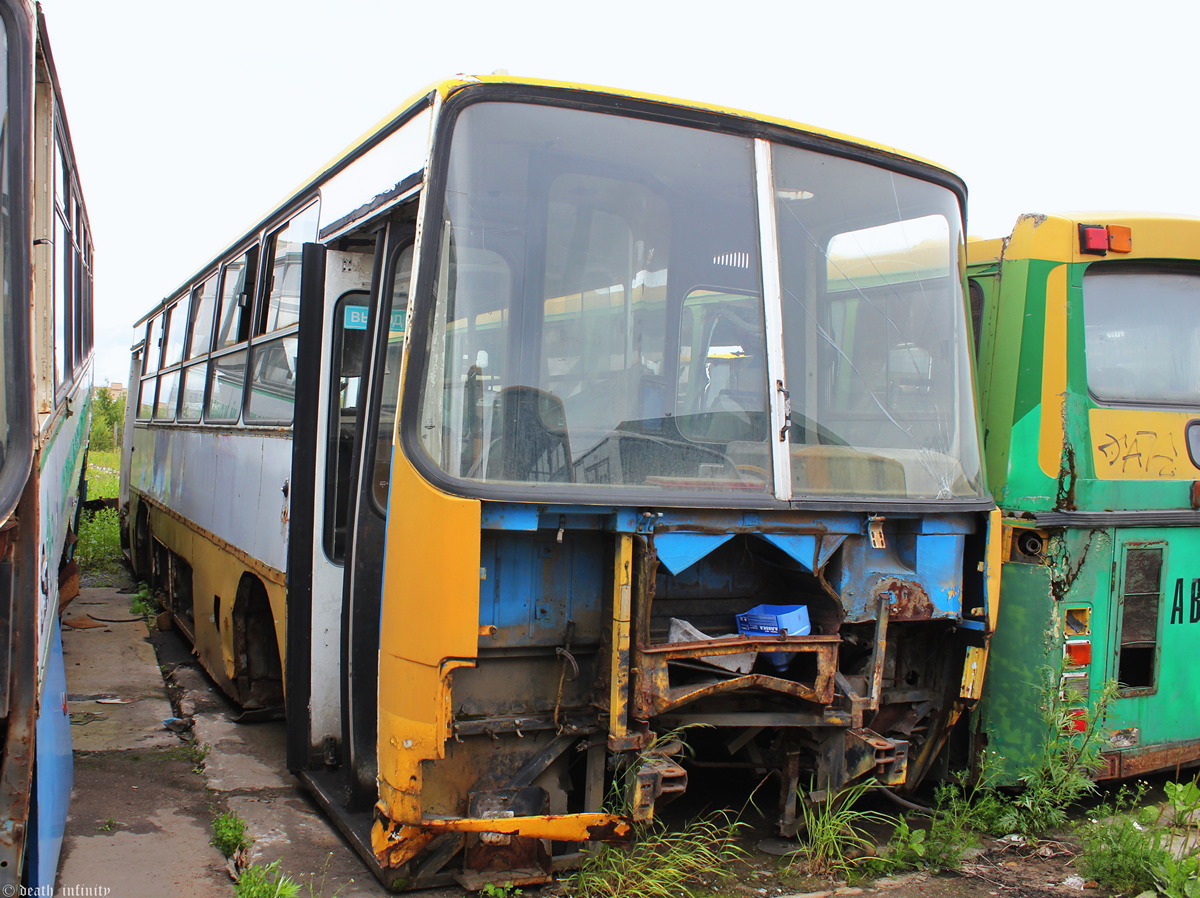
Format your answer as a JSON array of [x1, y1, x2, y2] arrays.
[[736, 604, 809, 672], [736, 604, 810, 637]]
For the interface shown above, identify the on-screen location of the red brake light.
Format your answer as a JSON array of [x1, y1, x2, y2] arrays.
[[1079, 224, 1109, 255]]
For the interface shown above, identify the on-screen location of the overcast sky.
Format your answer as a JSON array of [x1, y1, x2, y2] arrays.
[[35, 0, 1200, 385]]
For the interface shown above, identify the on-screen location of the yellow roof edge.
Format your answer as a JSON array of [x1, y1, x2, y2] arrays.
[[292, 73, 960, 202], [970, 211, 1200, 266], [966, 237, 1005, 266]]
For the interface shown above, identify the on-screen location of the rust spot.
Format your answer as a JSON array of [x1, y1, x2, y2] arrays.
[[875, 578, 933, 621], [1101, 740, 1200, 780], [585, 819, 633, 843]]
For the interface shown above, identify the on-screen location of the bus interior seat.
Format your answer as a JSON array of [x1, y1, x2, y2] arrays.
[[485, 386, 573, 483]]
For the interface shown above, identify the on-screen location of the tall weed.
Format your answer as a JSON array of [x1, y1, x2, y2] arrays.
[[566, 811, 745, 898], [564, 726, 746, 898], [790, 778, 894, 878]]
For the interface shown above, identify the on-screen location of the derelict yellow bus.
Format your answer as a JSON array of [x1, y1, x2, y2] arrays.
[[123, 76, 999, 889]]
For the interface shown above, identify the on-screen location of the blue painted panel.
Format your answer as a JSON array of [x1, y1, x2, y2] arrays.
[[915, 534, 966, 616], [654, 533, 734, 575], [831, 526, 967, 622], [759, 533, 819, 572], [481, 504, 541, 531], [28, 619, 72, 890], [479, 531, 605, 646]]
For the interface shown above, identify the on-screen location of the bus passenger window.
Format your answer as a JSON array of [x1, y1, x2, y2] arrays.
[[143, 315, 163, 375], [259, 206, 315, 334], [187, 274, 218, 359], [162, 299, 187, 368], [214, 246, 258, 349], [1118, 546, 1163, 691], [136, 376, 155, 420], [245, 337, 298, 423], [155, 371, 179, 420], [205, 350, 248, 422], [178, 363, 206, 422]]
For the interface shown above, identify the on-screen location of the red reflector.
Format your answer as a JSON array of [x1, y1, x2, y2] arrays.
[[1079, 224, 1109, 255], [1064, 641, 1092, 666], [1108, 225, 1133, 253], [1067, 708, 1088, 733]]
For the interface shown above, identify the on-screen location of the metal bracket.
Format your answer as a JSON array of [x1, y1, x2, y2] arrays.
[[628, 753, 688, 822]]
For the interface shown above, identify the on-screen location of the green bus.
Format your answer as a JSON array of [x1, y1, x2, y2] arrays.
[[971, 212, 1200, 779]]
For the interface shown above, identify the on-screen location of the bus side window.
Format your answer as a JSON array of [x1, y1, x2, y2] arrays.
[[370, 244, 413, 510], [214, 245, 259, 349], [162, 298, 187, 369], [258, 206, 315, 335], [324, 291, 369, 561], [1118, 546, 1163, 692], [187, 274, 218, 359]]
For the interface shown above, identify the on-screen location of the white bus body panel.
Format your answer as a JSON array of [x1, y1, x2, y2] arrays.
[[129, 426, 292, 574]]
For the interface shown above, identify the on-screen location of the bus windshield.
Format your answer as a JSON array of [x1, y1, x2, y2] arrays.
[[414, 100, 984, 503]]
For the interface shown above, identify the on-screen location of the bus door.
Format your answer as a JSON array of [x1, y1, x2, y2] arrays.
[[287, 206, 417, 820]]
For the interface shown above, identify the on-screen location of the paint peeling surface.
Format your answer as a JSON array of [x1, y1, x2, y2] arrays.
[[129, 428, 292, 571]]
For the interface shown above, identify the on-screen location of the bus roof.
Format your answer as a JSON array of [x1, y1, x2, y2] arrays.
[[968, 211, 1200, 267], [137, 74, 964, 329]]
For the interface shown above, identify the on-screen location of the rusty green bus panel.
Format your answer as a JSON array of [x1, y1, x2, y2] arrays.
[[971, 214, 1200, 783]]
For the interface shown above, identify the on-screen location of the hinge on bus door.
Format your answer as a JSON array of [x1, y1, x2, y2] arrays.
[[776, 380, 791, 442]]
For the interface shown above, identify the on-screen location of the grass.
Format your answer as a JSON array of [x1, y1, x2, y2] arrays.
[[86, 448, 121, 500], [211, 809, 252, 857], [129, 581, 160, 617], [565, 811, 745, 898], [1076, 777, 1200, 897], [563, 726, 746, 897], [234, 861, 300, 898], [789, 778, 895, 878], [75, 506, 123, 576]]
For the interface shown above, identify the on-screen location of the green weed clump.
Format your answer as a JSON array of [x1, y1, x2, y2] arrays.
[[863, 769, 988, 878], [234, 861, 300, 898], [790, 778, 894, 878], [953, 674, 1119, 840], [1077, 778, 1200, 898], [211, 809, 252, 857], [75, 507, 123, 574], [480, 883, 523, 897], [566, 811, 745, 898], [129, 581, 159, 618]]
